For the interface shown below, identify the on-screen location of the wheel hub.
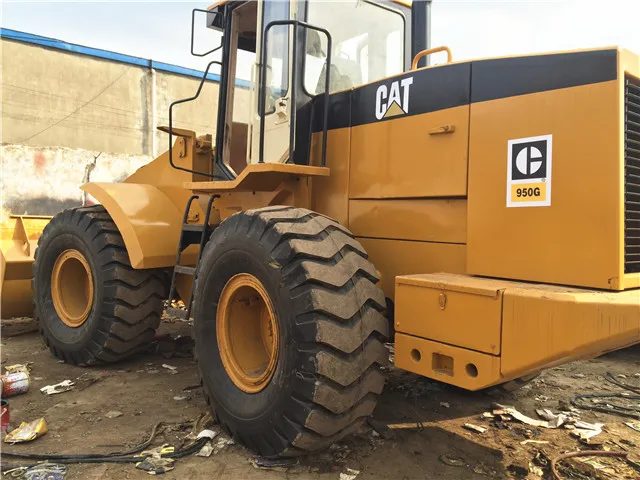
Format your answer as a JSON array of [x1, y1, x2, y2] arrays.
[[51, 249, 94, 327], [217, 273, 279, 393]]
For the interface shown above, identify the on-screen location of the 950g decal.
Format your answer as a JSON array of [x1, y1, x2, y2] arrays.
[[506, 134, 552, 208]]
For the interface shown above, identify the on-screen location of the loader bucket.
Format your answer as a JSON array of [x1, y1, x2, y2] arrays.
[[0, 215, 51, 319]]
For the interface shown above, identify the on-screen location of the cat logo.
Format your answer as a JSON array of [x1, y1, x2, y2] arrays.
[[375, 77, 414, 120]]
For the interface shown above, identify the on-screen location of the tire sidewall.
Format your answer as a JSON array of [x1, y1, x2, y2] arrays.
[[35, 215, 105, 354]]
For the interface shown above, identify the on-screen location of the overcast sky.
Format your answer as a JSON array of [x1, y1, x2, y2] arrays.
[[2, 0, 639, 79]]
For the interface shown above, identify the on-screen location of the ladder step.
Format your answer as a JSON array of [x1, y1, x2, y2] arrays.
[[182, 223, 207, 232], [174, 265, 196, 275], [166, 307, 188, 320]]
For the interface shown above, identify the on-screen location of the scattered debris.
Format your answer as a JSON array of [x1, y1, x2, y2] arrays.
[[194, 429, 217, 457], [481, 412, 495, 419], [196, 442, 214, 457], [173, 395, 189, 401], [507, 460, 529, 478], [439, 454, 465, 467], [463, 423, 487, 434], [4, 417, 48, 443], [573, 373, 586, 379], [135, 456, 175, 475], [40, 379, 75, 395], [161, 364, 178, 375], [212, 434, 235, 454], [252, 456, 298, 469], [75, 371, 108, 391], [534, 395, 550, 402], [105, 411, 123, 419], [520, 439, 550, 445], [1, 370, 30, 397], [339, 467, 360, 480], [387, 422, 426, 430], [439, 402, 450, 408], [24, 463, 67, 480], [4, 362, 33, 374], [529, 463, 545, 477], [626, 422, 640, 433], [550, 449, 627, 480], [571, 421, 604, 443], [136, 444, 176, 474], [492, 403, 561, 428]]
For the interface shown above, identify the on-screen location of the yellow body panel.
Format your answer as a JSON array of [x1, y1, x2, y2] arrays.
[[81, 183, 186, 269], [395, 274, 640, 389], [0, 216, 51, 318], [310, 129, 351, 226], [349, 199, 466, 243], [467, 81, 622, 290], [395, 333, 502, 391], [358, 238, 466, 299], [349, 106, 469, 198], [395, 275, 502, 355]]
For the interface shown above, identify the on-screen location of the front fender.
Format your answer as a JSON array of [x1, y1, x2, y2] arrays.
[[81, 182, 192, 269]]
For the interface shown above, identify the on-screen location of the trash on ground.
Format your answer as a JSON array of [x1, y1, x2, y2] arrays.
[[571, 421, 604, 443], [161, 364, 178, 374], [173, 395, 189, 401], [463, 423, 487, 434], [439, 454, 465, 467], [40, 379, 75, 395], [387, 422, 427, 429], [4, 417, 48, 443], [626, 422, 640, 433], [481, 412, 495, 419], [1, 399, 9, 433], [4, 362, 33, 374], [339, 467, 360, 480], [193, 429, 217, 457], [534, 395, 550, 402], [440, 402, 450, 408], [212, 434, 235, 454], [135, 456, 175, 475], [529, 463, 545, 477], [105, 411, 123, 419], [195, 442, 214, 457], [7, 463, 68, 480], [252, 456, 298, 469], [1, 371, 30, 397], [520, 439, 550, 445]]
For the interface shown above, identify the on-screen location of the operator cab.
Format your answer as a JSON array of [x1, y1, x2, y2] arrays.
[[181, 0, 414, 180]]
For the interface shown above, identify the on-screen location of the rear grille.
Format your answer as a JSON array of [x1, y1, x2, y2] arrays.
[[625, 75, 640, 273]]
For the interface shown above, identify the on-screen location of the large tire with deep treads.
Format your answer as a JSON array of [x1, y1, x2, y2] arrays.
[[33, 205, 166, 365], [193, 206, 389, 456]]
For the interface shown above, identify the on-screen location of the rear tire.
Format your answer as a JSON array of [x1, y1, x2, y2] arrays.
[[193, 206, 389, 456], [33, 205, 166, 365]]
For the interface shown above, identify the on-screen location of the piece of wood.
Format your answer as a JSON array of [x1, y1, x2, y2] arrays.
[[1, 317, 38, 337]]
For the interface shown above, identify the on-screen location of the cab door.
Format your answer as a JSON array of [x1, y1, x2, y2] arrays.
[[248, 0, 293, 164]]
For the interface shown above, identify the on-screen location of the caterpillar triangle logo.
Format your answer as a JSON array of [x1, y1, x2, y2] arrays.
[[375, 77, 414, 120]]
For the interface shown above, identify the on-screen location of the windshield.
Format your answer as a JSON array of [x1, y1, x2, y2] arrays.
[[304, 0, 405, 94]]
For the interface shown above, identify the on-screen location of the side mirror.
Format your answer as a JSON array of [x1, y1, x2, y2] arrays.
[[191, 8, 222, 57]]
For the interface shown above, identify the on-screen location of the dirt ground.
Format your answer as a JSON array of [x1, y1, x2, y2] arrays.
[[1, 319, 639, 480]]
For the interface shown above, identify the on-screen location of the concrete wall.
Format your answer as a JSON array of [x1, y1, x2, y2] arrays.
[[1, 37, 251, 218], [1, 144, 151, 218]]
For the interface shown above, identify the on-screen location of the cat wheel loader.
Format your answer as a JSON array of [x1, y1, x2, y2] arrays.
[[10, 0, 640, 457]]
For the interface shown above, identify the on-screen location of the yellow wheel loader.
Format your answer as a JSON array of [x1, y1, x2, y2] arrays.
[[21, 0, 640, 457]]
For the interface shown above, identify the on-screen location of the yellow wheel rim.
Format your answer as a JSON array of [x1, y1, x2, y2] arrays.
[[51, 249, 94, 328], [217, 273, 279, 393]]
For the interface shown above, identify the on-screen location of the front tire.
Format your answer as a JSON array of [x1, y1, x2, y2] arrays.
[[33, 206, 166, 365], [193, 206, 389, 456]]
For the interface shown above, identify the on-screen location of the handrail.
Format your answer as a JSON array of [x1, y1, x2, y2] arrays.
[[168, 55, 223, 177], [411, 46, 453, 70], [259, 20, 332, 167]]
